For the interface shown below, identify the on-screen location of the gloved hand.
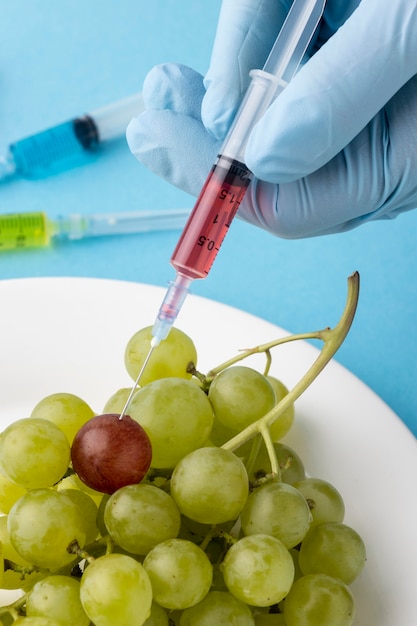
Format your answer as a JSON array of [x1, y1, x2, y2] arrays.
[[127, 0, 417, 237]]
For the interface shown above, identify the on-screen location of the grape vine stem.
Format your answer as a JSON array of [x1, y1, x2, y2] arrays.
[[220, 272, 360, 462]]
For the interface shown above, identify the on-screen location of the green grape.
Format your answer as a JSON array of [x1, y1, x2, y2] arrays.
[[0, 539, 3, 587], [298, 522, 366, 584], [179, 590, 255, 625], [178, 517, 234, 571], [0, 471, 26, 514], [289, 547, 303, 582], [170, 447, 249, 524], [167, 611, 182, 626], [143, 538, 213, 610], [124, 326, 197, 386], [221, 534, 294, 607], [249, 442, 306, 485], [0, 515, 44, 590], [57, 488, 99, 544], [254, 615, 287, 625], [102, 387, 133, 413], [206, 417, 254, 460], [128, 378, 214, 468], [30, 392, 94, 444], [1, 567, 43, 592], [104, 483, 181, 555], [26, 575, 90, 625], [207, 416, 243, 447], [1, 568, 44, 592], [293, 478, 345, 527], [0, 612, 14, 626], [181, 515, 235, 537], [211, 564, 228, 592], [241, 481, 311, 548], [267, 376, 295, 441], [96, 493, 110, 537], [0, 418, 70, 489], [143, 602, 169, 626], [208, 366, 276, 431], [59, 473, 103, 505], [283, 574, 355, 626], [13, 618, 65, 625], [7, 489, 86, 569], [80, 553, 152, 626]]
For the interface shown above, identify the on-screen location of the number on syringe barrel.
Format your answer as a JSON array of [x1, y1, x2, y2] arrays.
[[171, 156, 253, 279]]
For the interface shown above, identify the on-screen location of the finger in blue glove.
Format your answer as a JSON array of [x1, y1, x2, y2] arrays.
[[127, 64, 220, 196]]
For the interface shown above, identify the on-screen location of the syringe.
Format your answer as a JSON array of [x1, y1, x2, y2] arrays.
[[0, 93, 144, 182], [119, 0, 326, 418], [0, 209, 190, 251]]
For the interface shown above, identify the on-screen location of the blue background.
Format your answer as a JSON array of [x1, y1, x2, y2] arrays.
[[1, 1, 416, 438]]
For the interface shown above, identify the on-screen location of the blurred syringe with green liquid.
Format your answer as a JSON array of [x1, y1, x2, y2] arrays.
[[0, 209, 190, 251]]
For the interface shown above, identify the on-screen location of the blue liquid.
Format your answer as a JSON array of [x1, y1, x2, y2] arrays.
[[10, 117, 99, 178]]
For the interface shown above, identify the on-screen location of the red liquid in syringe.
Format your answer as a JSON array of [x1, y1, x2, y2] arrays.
[[171, 155, 252, 279]]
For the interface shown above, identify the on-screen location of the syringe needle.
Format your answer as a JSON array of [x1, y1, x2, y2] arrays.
[[119, 274, 193, 420], [119, 344, 155, 420]]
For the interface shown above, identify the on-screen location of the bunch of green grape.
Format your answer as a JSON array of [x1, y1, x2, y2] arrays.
[[0, 326, 366, 626]]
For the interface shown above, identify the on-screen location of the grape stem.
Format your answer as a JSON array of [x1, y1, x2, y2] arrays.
[[244, 434, 262, 479], [3, 559, 40, 577], [220, 273, 360, 468], [67, 539, 95, 564]]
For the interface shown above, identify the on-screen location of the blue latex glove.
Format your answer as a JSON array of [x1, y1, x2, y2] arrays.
[[127, 0, 417, 237]]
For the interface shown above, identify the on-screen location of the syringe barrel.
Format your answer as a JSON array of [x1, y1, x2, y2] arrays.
[[90, 93, 144, 142], [7, 118, 99, 178], [1, 92, 144, 180], [220, 70, 285, 162], [171, 154, 252, 280], [0, 212, 51, 250]]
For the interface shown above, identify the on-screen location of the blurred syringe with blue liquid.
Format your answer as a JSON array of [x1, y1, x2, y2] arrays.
[[0, 209, 190, 251], [0, 93, 144, 181], [120, 0, 326, 417]]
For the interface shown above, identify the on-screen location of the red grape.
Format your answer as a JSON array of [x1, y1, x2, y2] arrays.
[[71, 414, 152, 494]]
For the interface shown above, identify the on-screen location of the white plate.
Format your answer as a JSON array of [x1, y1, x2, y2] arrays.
[[1, 277, 416, 624]]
